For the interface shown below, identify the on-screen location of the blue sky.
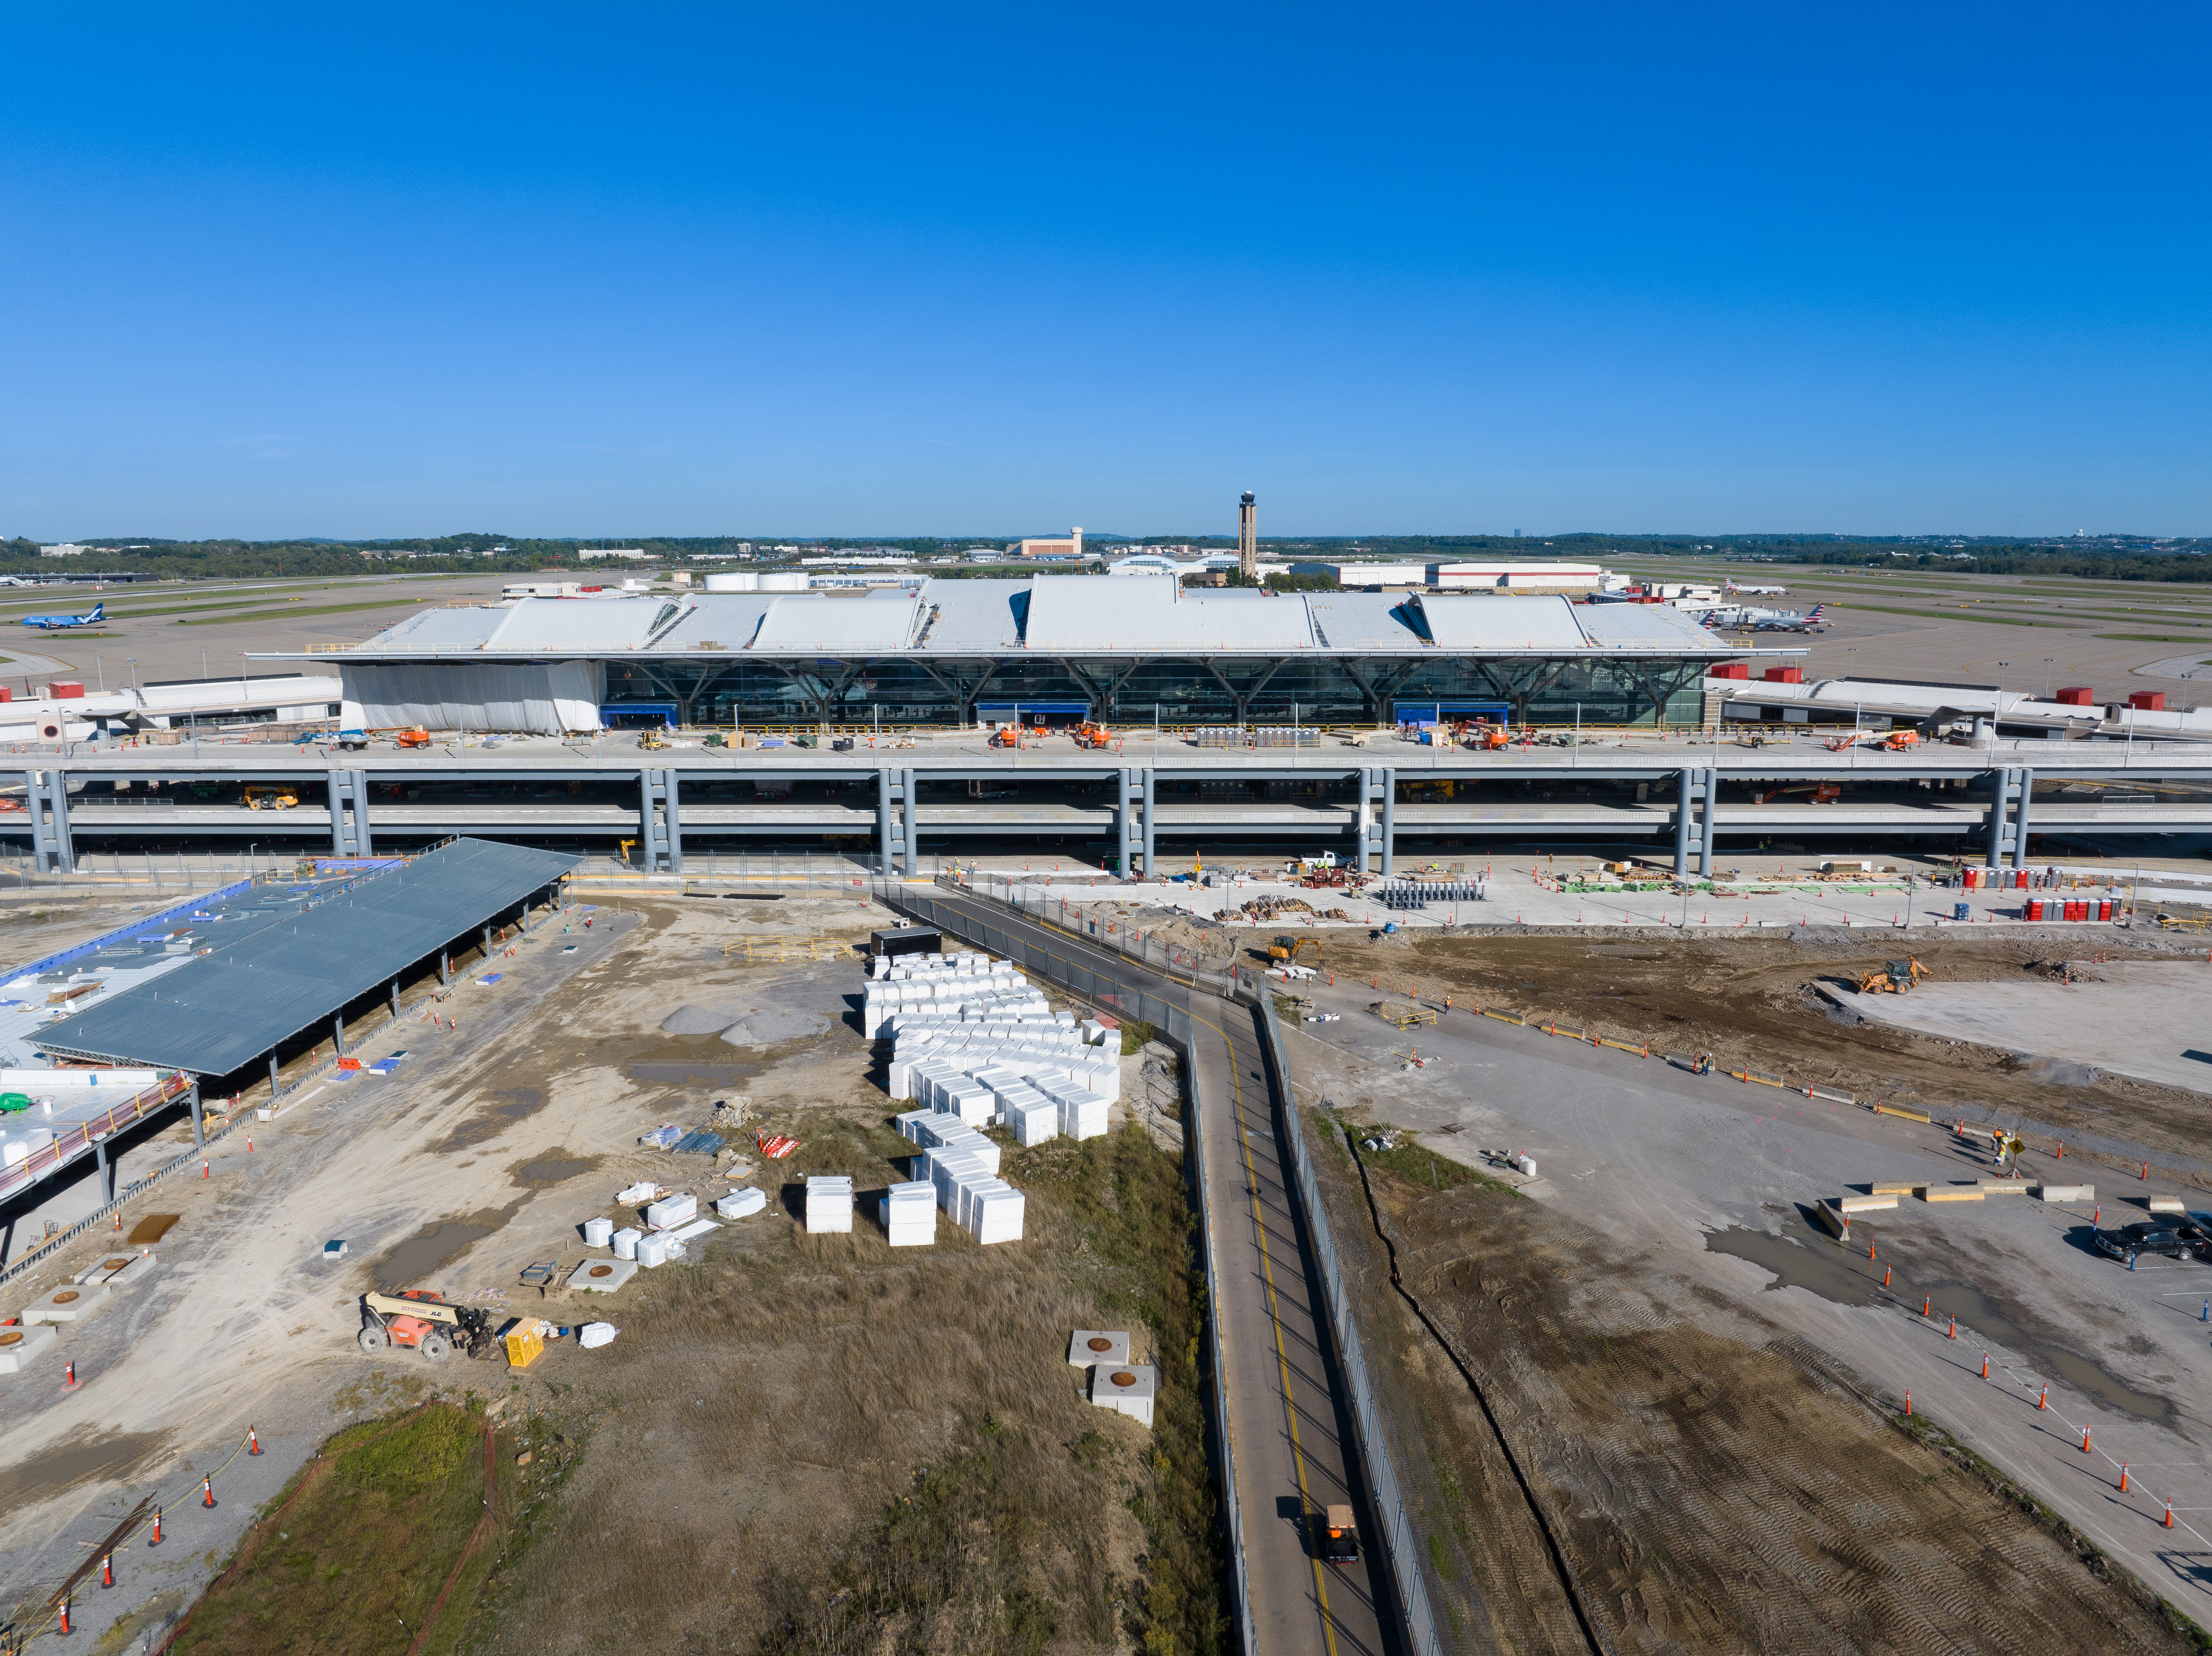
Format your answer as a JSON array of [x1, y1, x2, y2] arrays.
[[4, 4, 2207, 539]]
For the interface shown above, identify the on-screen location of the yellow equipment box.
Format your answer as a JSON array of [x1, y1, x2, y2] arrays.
[[503, 1318, 548, 1369]]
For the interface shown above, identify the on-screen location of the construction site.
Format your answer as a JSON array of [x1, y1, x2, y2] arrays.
[[0, 576, 2211, 1652]]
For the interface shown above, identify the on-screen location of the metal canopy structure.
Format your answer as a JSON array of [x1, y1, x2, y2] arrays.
[[34, 838, 578, 1074], [292, 578, 1798, 732]]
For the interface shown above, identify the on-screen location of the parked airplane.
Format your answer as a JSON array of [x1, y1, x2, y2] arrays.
[[1701, 601, 1827, 633], [20, 601, 104, 630], [1723, 578, 1789, 596]]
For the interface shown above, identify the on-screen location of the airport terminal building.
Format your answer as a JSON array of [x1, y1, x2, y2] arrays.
[[306, 575, 1792, 734]]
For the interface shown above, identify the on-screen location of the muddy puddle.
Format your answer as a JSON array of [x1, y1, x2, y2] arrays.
[[374, 1219, 499, 1290], [438, 1087, 544, 1151], [512, 1153, 598, 1188], [626, 1062, 755, 1086], [0, 1430, 167, 1520], [1707, 1219, 2174, 1425]]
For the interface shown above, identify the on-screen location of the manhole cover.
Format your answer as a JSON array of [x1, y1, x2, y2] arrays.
[[1110, 1371, 1136, 1387], [0, 1331, 20, 1347], [53, 1291, 79, 1304], [1088, 1336, 1113, 1352], [589, 1265, 614, 1278], [103, 1258, 128, 1271]]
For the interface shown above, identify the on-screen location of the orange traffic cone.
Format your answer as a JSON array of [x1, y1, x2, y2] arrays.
[[1980, 1353, 1989, 1379], [1882, 1267, 1891, 1288], [2038, 1385, 2048, 1410], [248, 1426, 261, 1456], [2165, 1501, 2175, 1528], [2121, 1464, 2131, 1492], [58, 1594, 70, 1635], [1904, 1390, 1912, 1416], [1947, 1316, 1956, 1340], [101, 1552, 113, 1588], [149, 1507, 162, 1546], [2082, 1427, 2092, 1454], [202, 1476, 217, 1508], [1922, 1296, 1931, 1317]]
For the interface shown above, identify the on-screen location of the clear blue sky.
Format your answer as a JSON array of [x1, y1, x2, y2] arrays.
[[5, 4, 2206, 540]]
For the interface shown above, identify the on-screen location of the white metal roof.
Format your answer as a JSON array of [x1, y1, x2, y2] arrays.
[[748, 593, 921, 652], [1414, 596, 1589, 651], [1573, 603, 1719, 649], [1024, 577, 1315, 651], [1305, 594, 1421, 649]]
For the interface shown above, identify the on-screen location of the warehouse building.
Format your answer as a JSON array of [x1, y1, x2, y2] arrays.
[[285, 573, 1794, 735]]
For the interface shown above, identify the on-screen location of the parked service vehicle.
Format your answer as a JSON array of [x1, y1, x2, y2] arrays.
[[1317, 1503, 1361, 1564], [2093, 1221, 2212, 1265]]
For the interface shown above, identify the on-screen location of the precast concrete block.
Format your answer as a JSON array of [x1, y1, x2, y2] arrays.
[[26, 1283, 110, 1323], [0, 1322, 57, 1372], [569, 1258, 639, 1294]]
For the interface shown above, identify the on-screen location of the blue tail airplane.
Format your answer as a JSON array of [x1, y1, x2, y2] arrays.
[[21, 601, 104, 630]]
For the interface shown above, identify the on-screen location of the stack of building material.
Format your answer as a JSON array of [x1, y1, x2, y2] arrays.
[[639, 1125, 682, 1149], [715, 1186, 767, 1219], [883, 1180, 936, 1246], [1007, 1097, 1059, 1147], [644, 1193, 697, 1231], [636, 1231, 672, 1268], [1089, 1362, 1157, 1427], [968, 1181, 1025, 1244], [611, 1226, 642, 1260], [616, 1180, 657, 1204], [806, 1174, 854, 1234], [582, 1216, 614, 1247]]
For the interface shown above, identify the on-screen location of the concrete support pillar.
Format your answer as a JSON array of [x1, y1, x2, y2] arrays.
[[266, 1055, 278, 1108], [439, 948, 450, 985], [876, 768, 913, 876], [1357, 768, 1395, 875], [1142, 768, 1157, 876], [639, 768, 681, 872], [1985, 768, 2030, 868], [192, 1081, 206, 1146], [1673, 768, 1716, 878], [389, 978, 400, 1018], [28, 770, 74, 875], [1116, 767, 1144, 875], [329, 769, 372, 857], [333, 1013, 346, 1057], [94, 1135, 113, 1205]]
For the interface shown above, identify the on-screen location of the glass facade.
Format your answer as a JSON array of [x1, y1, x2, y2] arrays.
[[599, 652, 1713, 728]]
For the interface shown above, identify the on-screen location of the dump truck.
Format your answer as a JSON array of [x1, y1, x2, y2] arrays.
[[1317, 1503, 1361, 1564], [357, 1289, 499, 1363]]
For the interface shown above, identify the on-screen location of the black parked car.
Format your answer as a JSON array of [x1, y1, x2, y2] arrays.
[[2093, 1221, 2212, 1264]]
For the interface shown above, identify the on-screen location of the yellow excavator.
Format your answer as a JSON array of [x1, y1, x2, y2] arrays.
[[1853, 957, 1929, 995], [1268, 935, 1320, 965]]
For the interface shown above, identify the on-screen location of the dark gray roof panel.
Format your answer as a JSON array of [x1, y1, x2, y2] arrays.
[[35, 839, 579, 1075]]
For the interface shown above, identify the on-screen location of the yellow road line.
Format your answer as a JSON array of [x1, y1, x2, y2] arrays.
[[1200, 1004, 1341, 1654]]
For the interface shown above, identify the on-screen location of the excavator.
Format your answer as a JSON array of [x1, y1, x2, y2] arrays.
[[357, 1288, 500, 1363], [1853, 957, 1929, 995], [1268, 935, 1320, 966]]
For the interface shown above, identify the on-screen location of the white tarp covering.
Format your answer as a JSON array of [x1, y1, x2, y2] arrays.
[[339, 661, 604, 735]]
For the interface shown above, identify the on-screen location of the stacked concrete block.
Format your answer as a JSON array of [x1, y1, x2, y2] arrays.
[[968, 1182, 1025, 1244], [806, 1174, 854, 1234], [1008, 1097, 1059, 1147], [883, 1180, 936, 1247]]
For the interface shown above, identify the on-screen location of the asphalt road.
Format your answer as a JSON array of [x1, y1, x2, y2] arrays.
[[908, 886, 1397, 1656]]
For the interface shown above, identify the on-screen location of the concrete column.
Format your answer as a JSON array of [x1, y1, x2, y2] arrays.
[[900, 767, 916, 876], [2012, 770, 2032, 869], [1674, 768, 1716, 877], [1142, 768, 1157, 875], [389, 978, 400, 1017], [439, 948, 450, 985], [265, 1056, 277, 1108], [191, 1081, 205, 1146], [333, 1013, 346, 1057], [94, 1135, 113, 1205], [1698, 768, 1717, 877]]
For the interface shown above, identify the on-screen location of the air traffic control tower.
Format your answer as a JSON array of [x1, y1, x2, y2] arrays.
[[1238, 490, 1257, 581]]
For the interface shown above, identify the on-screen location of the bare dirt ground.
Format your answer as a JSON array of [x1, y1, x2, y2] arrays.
[[0, 890, 1216, 1654], [1305, 1116, 2200, 1654], [1296, 928, 2212, 1178]]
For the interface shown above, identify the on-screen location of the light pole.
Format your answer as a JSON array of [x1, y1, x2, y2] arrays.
[[200, 650, 209, 681], [2042, 656, 2057, 698]]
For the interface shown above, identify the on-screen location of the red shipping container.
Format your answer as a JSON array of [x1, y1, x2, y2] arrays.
[[2027, 898, 2045, 922], [0, 687, 12, 703], [2055, 687, 2094, 706], [1710, 664, 1750, 680], [1763, 667, 1805, 683], [2129, 691, 2167, 711], [50, 682, 83, 700]]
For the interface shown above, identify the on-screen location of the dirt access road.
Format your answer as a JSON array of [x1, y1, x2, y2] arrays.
[[1265, 952, 2212, 1653]]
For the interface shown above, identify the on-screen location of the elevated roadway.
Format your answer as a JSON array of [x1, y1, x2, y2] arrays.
[[905, 884, 1397, 1655]]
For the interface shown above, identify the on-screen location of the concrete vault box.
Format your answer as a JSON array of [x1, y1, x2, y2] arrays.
[[26, 1283, 110, 1323], [1089, 1362, 1157, 1428], [569, 1258, 639, 1294], [74, 1250, 156, 1287], [1068, 1330, 1131, 1368], [0, 1322, 57, 1372]]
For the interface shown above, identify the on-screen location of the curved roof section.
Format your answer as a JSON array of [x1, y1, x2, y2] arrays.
[[314, 579, 1782, 661]]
